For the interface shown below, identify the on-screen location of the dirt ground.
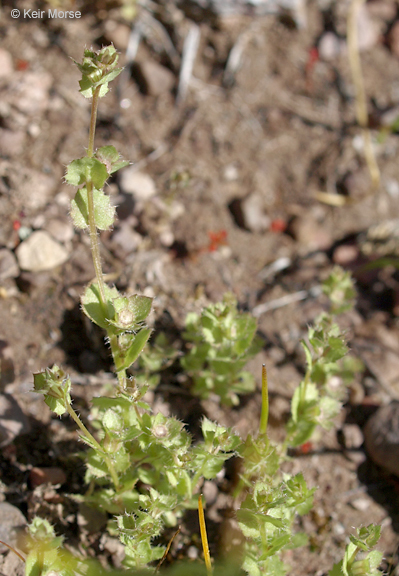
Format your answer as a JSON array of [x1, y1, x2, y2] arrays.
[[2, 0, 399, 573]]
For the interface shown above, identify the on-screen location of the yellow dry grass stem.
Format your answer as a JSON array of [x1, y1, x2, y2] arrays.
[[198, 494, 213, 576], [316, 0, 380, 206]]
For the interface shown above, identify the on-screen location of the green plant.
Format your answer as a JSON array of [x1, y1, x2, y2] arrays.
[[181, 293, 263, 405], [22, 46, 383, 576], [32, 44, 242, 570]]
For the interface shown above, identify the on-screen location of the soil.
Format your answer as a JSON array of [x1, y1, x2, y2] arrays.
[[2, 0, 399, 574]]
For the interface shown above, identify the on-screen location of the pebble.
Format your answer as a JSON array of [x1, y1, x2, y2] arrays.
[[45, 218, 74, 244], [0, 341, 15, 389], [0, 394, 30, 447], [340, 423, 364, 450], [241, 193, 270, 233], [137, 60, 175, 96], [388, 20, 399, 59], [110, 222, 142, 257], [318, 32, 342, 61], [332, 244, 360, 266], [223, 163, 239, 181], [0, 249, 19, 281], [364, 401, 399, 476], [10, 72, 52, 114], [104, 21, 131, 51], [30, 467, 67, 488], [356, 4, 380, 52], [0, 502, 27, 554], [17, 170, 56, 210], [118, 169, 157, 201], [16, 231, 69, 272], [77, 502, 107, 534], [289, 215, 332, 252], [0, 129, 25, 157], [0, 49, 13, 78]]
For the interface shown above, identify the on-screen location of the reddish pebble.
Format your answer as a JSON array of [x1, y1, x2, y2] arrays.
[[30, 467, 67, 488], [15, 59, 29, 71], [270, 219, 287, 233]]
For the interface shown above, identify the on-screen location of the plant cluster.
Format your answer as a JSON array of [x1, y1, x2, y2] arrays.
[[12, 46, 384, 576]]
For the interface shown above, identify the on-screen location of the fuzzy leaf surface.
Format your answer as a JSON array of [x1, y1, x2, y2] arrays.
[[70, 187, 115, 231]]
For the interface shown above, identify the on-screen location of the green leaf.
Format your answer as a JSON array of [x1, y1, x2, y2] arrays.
[[65, 158, 109, 189], [109, 294, 153, 331], [70, 187, 115, 231], [81, 283, 119, 329], [117, 328, 152, 371], [95, 146, 129, 175], [33, 366, 71, 416]]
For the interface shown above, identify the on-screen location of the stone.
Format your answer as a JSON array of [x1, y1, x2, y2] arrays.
[[77, 502, 107, 534], [0, 341, 15, 388], [10, 72, 52, 115], [340, 423, 364, 450], [0, 129, 25, 157], [45, 218, 74, 244], [356, 4, 380, 52], [0, 502, 26, 554], [137, 60, 175, 96], [0, 249, 19, 281], [104, 21, 131, 51], [110, 222, 142, 257], [241, 193, 270, 233], [318, 32, 342, 61], [118, 169, 157, 201], [16, 231, 69, 272], [30, 467, 67, 488], [0, 394, 30, 447], [364, 401, 399, 475], [16, 169, 56, 210], [388, 20, 399, 59], [0, 49, 13, 78]]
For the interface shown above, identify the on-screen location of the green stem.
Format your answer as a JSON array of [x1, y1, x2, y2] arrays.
[[259, 364, 269, 435], [86, 85, 106, 310], [66, 403, 120, 490], [109, 333, 127, 390]]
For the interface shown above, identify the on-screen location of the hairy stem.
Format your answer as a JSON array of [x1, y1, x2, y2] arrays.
[[86, 85, 106, 309], [66, 403, 120, 490]]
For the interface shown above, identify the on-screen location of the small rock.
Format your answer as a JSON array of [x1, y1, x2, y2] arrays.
[[289, 215, 332, 252], [223, 164, 239, 181], [0, 394, 30, 447], [356, 4, 380, 52], [0, 49, 13, 78], [0, 502, 26, 554], [340, 423, 364, 450], [110, 222, 142, 257], [351, 497, 370, 511], [16, 231, 69, 272], [318, 32, 342, 61], [241, 193, 270, 233], [137, 60, 175, 96], [77, 503, 107, 534], [0, 341, 15, 388], [16, 169, 56, 210], [364, 401, 399, 475], [30, 467, 67, 488], [104, 21, 131, 51], [0, 129, 25, 157], [332, 244, 360, 266], [388, 20, 399, 59], [0, 249, 19, 281], [119, 169, 157, 201], [10, 72, 52, 114], [202, 480, 218, 505], [45, 218, 74, 244]]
